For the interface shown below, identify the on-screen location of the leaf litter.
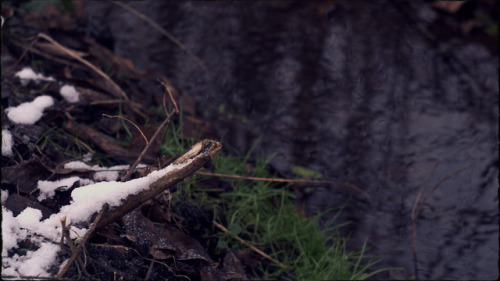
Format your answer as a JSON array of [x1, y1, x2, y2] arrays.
[[1, 3, 234, 280]]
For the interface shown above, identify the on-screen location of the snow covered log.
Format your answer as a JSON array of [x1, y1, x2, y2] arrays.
[[95, 139, 222, 229]]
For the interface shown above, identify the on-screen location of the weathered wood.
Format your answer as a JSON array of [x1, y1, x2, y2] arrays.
[[96, 139, 222, 229]]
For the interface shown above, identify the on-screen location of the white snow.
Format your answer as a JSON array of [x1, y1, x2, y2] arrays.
[[1, 190, 8, 203], [37, 177, 94, 201], [82, 152, 93, 162], [2, 159, 193, 277], [59, 85, 80, 103], [2, 129, 13, 157], [1, 208, 19, 256], [93, 170, 120, 181], [6, 95, 54, 125], [64, 161, 131, 181], [15, 67, 55, 86], [16, 208, 44, 232]]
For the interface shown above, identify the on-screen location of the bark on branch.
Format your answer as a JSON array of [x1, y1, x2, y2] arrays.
[[96, 139, 222, 229]]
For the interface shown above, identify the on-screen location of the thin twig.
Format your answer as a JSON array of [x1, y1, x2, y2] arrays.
[[13, 36, 39, 69], [120, 84, 178, 182], [144, 260, 154, 281], [212, 220, 288, 270], [112, 1, 208, 72], [57, 204, 109, 278], [410, 154, 471, 281], [410, 153, 455, 221], [196, 171, 370, 200], [102, 114, 149, 144], [37, 33, 129, 101], [416, 164, 471, 218]]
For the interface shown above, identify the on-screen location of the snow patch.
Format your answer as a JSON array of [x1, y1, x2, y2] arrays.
[[37, 177, 94, 201], [15, 67, 55, 86], [1, 189, 8, 203], [64, 161, 131, 181], [6, 95, 54, 125], [2, 129, 13, 157], [2, 159, 193, 277], [59, 85, 80, 103]]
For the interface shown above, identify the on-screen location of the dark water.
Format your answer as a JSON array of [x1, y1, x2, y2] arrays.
[[85, 1, 498, 279]]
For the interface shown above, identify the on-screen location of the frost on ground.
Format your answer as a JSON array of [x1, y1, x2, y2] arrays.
[[1, 160, 190, 277]]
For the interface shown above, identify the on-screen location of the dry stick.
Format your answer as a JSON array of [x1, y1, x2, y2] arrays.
[[196, 171, 371, 200], [415, 164, 471, 218], [13, 39, 87, 71], [120, 86, 179, 182], [13, 36, 39, 69], [410, 152, 456, 220], [410, 156, 470, 280], [102, 114, 149, 144], [212, 220, 288, 270], [96, 139, 222, 230], [57, 204, 109, 279], [112, 1, 208, 72], [37, 33, 129, 101]]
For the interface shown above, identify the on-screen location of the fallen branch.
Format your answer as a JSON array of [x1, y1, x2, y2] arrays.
[[119, 82, 179, 182], [196, 171, 370, 200], [37, 33, 129, 101], [95, 139, 222, 230]]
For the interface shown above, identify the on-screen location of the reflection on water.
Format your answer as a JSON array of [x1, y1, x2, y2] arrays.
[[86, 1, 498, 279]]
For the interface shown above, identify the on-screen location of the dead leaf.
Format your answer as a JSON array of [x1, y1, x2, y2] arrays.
[[220, 251, 247, 280], [122, 208, 213, 263], [4, 193, 54, 219], [432, 1, 466, 14], [2, 159, 52, 194], [461, 19, 484, 34], [157, 225, 212, 262]]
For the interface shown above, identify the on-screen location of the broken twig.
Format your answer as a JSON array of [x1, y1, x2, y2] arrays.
[[95, 139, 222, 230], [57, 204, 109, 278], [119, 81, 179, 182], [213, 220, 288, 270], [37, 33, 129, 101]]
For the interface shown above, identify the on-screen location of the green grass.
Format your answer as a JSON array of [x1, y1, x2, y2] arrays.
[[160, 116, 395, 280]]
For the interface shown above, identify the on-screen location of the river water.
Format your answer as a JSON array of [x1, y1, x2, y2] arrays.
[[85, 1, 498, 279]]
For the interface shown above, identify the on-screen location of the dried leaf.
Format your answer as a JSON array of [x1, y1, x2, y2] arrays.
[[432, 1, 466, 14], [122, 208, 212, 263], [4, 193, 54, 219], [2, 159, 52, 194]]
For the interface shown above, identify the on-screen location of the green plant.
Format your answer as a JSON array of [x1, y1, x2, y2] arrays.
[[160, 118, 397, 280]]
